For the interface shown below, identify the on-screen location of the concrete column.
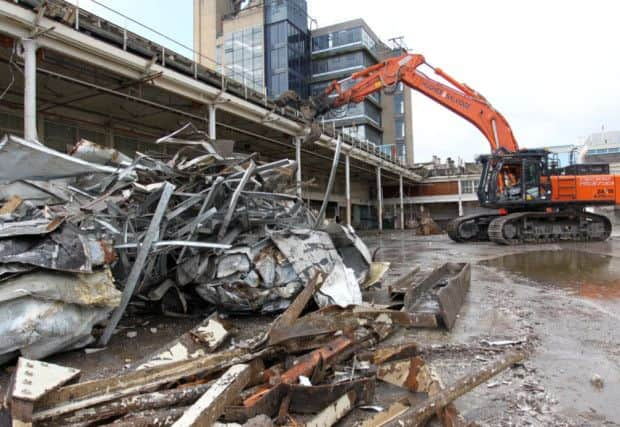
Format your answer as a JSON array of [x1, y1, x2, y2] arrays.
[[295, 137, 302, 198], [345, 153, 351, 226], [376, 166, 383, 231], [20, 38, 38, 142], [399, 175, 405, 230], [208, 104, 216, 140], [457, 179, 464, 216]]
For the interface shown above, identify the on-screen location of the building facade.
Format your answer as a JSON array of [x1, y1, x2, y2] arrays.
[[310, 19, 414, 166], [194, 3, 415, 166], [264, 0, 310, 98], [194, 0, 310, 97]]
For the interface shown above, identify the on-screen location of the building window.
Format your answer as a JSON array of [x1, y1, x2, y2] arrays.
[[394, 94, 404, 114], [221, 25, 264, 92], [311, 51, 374, 76], [395, 118, 405, 138], [461, 180, 479, 193]]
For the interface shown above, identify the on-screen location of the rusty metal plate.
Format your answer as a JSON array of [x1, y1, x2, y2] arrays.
[[436, 263, 470, 330]]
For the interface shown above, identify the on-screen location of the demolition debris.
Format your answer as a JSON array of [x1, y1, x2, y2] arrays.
[[0, 130, 527, 426]]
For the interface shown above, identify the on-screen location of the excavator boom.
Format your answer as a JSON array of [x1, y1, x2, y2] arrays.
[[316, 53, 518, 153]]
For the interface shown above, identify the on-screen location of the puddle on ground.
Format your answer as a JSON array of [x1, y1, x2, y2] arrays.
[[480, 250, 620, 299]]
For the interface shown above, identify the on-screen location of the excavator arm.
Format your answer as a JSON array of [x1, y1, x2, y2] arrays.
[[312, 53, 519, 153]]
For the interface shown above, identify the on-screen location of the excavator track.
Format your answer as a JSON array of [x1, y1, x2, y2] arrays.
[[447, 213, 499, 242], [488, 211, 612, 245]]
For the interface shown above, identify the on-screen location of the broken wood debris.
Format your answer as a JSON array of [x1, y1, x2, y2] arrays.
[[4, 254, 526, 427], [172, 363, 253, 427]]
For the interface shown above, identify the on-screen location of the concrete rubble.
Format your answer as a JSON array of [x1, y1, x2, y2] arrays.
[[0, 129, 528, 426]]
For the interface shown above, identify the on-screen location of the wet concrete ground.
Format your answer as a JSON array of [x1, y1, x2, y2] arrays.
[[1, 232, 619, 426], [365, 231, 620, 426]]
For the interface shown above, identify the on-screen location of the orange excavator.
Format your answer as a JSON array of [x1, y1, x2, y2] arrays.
[[278, 52, 620, 244]]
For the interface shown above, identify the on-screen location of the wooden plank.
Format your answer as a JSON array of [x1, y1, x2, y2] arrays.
[[172, 364, 252, 427], [34, 347, 274, 421], [35, 381, 213, 425], [133, 318, 230, 371], [304, 391, 357, 427], [385, 352, 525, 426]]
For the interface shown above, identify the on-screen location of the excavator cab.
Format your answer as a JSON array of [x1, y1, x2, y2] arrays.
[[477, 150, 553, 209]]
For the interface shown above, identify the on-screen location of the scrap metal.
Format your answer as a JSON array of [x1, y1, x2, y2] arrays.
[[403, 263, 471, 330]]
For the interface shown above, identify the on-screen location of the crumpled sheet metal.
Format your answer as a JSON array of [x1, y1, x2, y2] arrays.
[[269, 228, 363, 308], [0, 299, 112, 360], [0, 134, 123, 183], [0, 267, 120, 306], [196, 227, 364, 313], [324, 223, 372, 284], [0, 217, 64, 238], [69, 139, 132, 166], [0, 225, 112, 273], [194, 238, 305, 313], [0, 267, 120, 360]]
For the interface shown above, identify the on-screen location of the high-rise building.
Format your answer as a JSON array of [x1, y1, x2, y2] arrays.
[[264, 0, 310, 98], [193, 0, 310, 97], [193, 3, 414, 165], [310, 20, 383, 147], [309, 19, 414, 165]]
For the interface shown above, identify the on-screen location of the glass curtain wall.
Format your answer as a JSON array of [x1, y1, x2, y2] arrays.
[[220, 26, 265, 92]]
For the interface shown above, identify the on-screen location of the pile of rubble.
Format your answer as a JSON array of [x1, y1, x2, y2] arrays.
[[0, 129, 528, 426], [0, 128, 368, 362]]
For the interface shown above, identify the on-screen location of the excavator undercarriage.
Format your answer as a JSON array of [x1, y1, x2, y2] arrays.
[[448, 211, 611, 245]]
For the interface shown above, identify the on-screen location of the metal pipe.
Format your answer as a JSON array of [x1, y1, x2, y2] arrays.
[[345, 153, 351, 226], [457, 179, 464, 216], [20, 38, 38, 142], [376, 166, 383, 232], [399, 174, 404, 230], [315, 135, 342, 229], [295, 137, 302, 198]]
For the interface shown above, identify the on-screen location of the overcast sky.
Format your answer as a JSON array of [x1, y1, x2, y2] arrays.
[[71, 0, 619, 163]]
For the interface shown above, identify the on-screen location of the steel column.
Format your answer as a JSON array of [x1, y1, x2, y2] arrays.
[[295, 137, 302, 198], [376, 166, 383, 231], [345, 153, 351, 226], [399, 174, 405, 230], [457, 179, 464, 216]]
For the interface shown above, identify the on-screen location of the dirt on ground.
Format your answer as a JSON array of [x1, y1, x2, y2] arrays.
[[366, 231, 620, 427]]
